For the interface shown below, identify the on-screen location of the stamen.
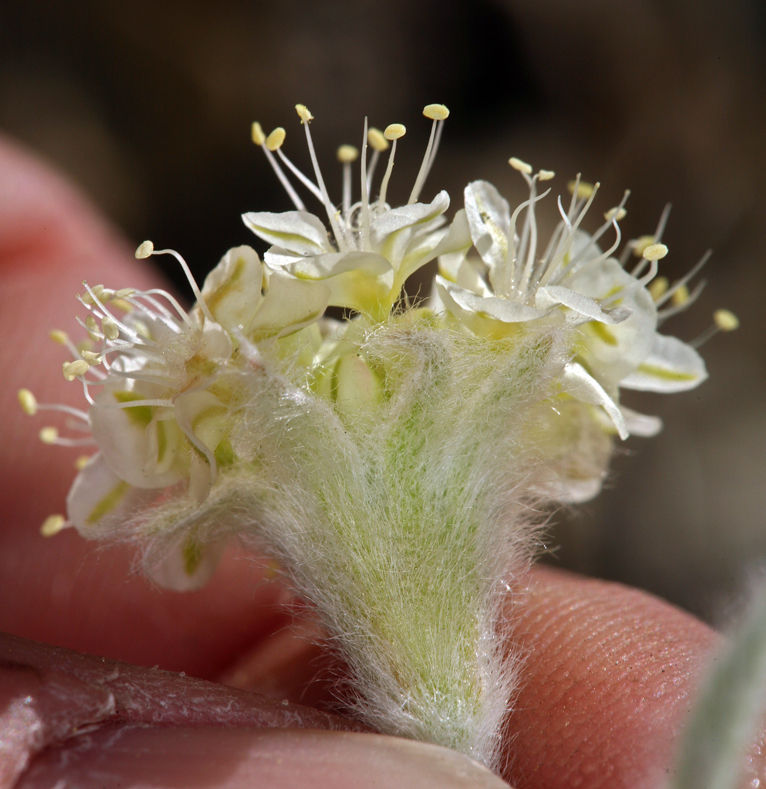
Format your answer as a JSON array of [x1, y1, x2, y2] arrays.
[[18, 389, 37, 415], [643, 243, 669, 262], [378, 124, 406, 211], [649, 276, 669, 301], [408, 104, 449, 204], [101, 317, 120, 341], [40, 426, 59, 444], [366, 127, 389, 197], [63, 360, 90, 381], [567, 179, 595, 200], [337, 145, 359, 218], [251, 122, 266, 146], [509, 157, 533, 175], [538, 170, 555, 181], [714, 309, 739, 331], [144, 247, 216, 324], [671, 284, 690, 306], [653, 203, 672, 243], [266, 127, 286, 151], [691, 309, 740, 348], [40, 514, 68, 537], [360, 118, 372, 251], [252, 122, 307, 210], [605, 207, 627, 222], [136, 241, 154, 259], [655, 250, 712, 309], [75, 455, 91, 470], [295, 104, 348, 251]]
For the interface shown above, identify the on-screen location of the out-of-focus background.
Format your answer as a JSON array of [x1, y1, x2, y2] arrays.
[[1, 0, 764, 624]]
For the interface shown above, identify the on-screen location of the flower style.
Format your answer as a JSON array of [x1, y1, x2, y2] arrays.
[[244, 104, 463, 320], [434, 161, 709, 442]]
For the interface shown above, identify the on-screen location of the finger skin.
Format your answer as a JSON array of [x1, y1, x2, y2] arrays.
[[504, 568, 765, 789]]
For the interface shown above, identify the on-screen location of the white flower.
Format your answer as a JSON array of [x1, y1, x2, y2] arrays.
[[434, 162, 708, 440], [243, 104, 464, 320]]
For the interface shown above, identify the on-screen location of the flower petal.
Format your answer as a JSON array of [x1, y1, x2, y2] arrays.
[[246, 268, 330, 340], [561, 362, 628, 439], [66, 453, 158, 535], [90, 383, 185, 489], [201, 245, 265, 332], [620, 406, 663, 437], [536, 285, 626, 324], [266, 249, 394, 315], [242, 211, 333, 256], [144, 534, 227, 591], [463, 181, 511, 277], [371, 191, 450, 274], [620, 333, 708, 392]]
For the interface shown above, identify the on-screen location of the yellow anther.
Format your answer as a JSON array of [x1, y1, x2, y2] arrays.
[[84, 315, 99, 341], [18, 389, 37, 415], [367, 128, 389, 151], [81, 350, 101, 364], [671, 284, 690, 306], [251, 121, 266, 146], [509, 157, 533, 175], [136, 240, 154, 259], [75, 455, 91, 470], [50, 329, 69, 345], [266, 127, 286, 151], [101, 318, 120, 341], [384, 123, 406, 141], [423, 103, 449, 121], [643, 243, 669, 262], [40, 514, 67, 537], [337, 145, 359, 163], [39, 426, 59, 444], [648, 276, 669, 301], [109, 298, 133, 313], [114, 288, 135, 298], [63, 359, 90, 381], [714, 309, 739, 331], [295, 104, 314, 124], [567, 179, 595, 199], [605, 207, 627, 222], [81, 284, 106, 305], [632, 235, 656, 257], [538, 170, 555, 181]]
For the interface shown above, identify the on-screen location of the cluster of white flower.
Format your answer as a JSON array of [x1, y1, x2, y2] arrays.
[[19, 103, 738, 769]]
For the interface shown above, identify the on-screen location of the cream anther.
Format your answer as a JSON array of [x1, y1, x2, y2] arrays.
[[384, 124, 406, 141], [605, 207, 627, 222], [18, 389, 37, 415], [63, 359, 90, 381], [81, 350, 101, 364], [136, 240, 154, 259], [423, 104, 449, 121], [648, 276, 669, 301], [50, 330, 68, 345], [633, 235, 656, 257], [509, 157, 533, 175], [110, 298, 133, 313], [368, 128, 389, 151], [40, 427, 59, 444], [538, 170, 555, 181], [672, 284, 690, 306], [251, 122, 266, 146], [115, 288, 136, 298], [337, 145, 359, 163], [714, 309, 739, 331], [643, 243, 669, 262], [567, 179, 595, 199], [266, 128, 286, 151], [75, 455, 91, 471], [81, 284, 107, 305], [101, 317, 120, 341], [40, 514, 67, 537], [295, 104, 314, 124]]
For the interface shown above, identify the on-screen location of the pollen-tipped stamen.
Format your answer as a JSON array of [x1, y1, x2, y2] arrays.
[[408, 104, 449, 205]]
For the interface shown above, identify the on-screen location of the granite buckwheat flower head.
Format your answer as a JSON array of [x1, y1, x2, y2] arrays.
[[20, 103, 737, 774]]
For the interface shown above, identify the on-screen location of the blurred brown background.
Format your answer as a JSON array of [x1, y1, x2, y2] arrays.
[[1, 0, 764, 624]]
